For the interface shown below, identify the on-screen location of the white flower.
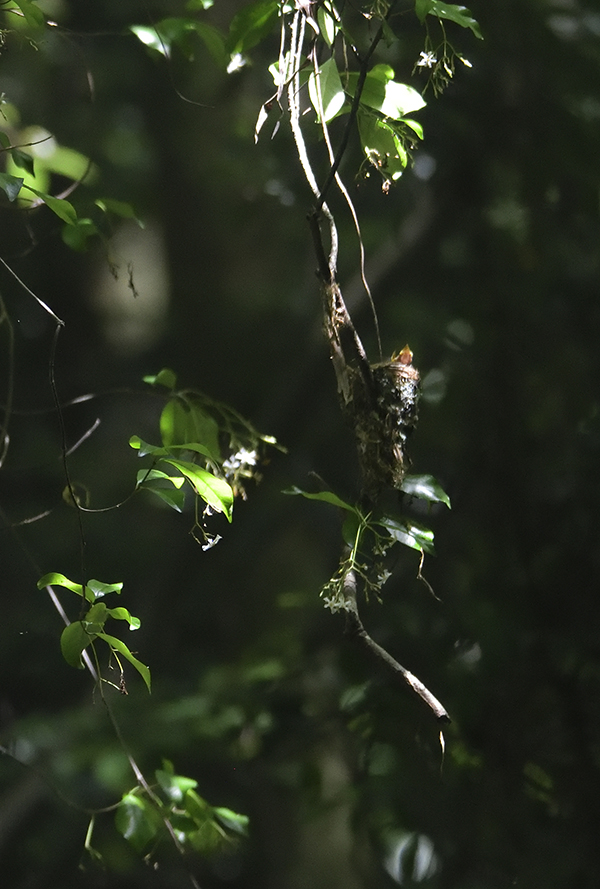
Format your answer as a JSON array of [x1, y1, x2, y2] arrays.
[[417, 51, 437, 69], [223, 448, 258, 474]]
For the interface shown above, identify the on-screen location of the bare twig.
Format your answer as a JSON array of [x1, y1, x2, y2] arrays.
[[342, 570, 450, 723]]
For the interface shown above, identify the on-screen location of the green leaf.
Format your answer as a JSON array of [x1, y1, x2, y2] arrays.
[[226, 0, 279, 55], [87, 578, 124, 599], [12, 0, 45, 28], [0, 172, 24, 202], [379, 515, 436, 554], [342, 512, 361, 547], [115, 794, 161, 852], [143, 367, 177, 389], [182, 788, 211, 823], [136, 468, 187, 511], [60, 621, 95, 669], [213, 806, 249, 836], [308, 56, 345, 122], [139, 481, 186, 512], [403, 118, 424, 140], [22, 185, 77, 223], [83, 602, 109, 636], [95, 198, 142, 225], [162, 458, 234, 521], [317, 4, 338, 46], [136, 468, 186, 487], [130, 24, 168, 56], [160, 398, 221, 459], [38, 571, 84, 596], [415, 0, 483, 39], [357, 109, 408, 181], [97, 633, 151, 691], [283, 486, 357, 512], [347, 66, 426, 119], [61, 218, 98, 251], [105, 606, 141, 630], [10, 148, 35, 175], [129, 435, 168, 457], [401, 474, 451, 508], [156, 766, 197, 803], [131, 18, 226, 65], [192, 22, 227, 65], [168, 442, 217, 461]]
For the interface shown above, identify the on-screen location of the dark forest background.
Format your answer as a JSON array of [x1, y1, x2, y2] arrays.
[[2, 1, 600, 887]]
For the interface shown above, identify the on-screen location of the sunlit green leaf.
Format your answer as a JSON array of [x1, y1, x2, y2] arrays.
[[60, 621, 95, 669], [97, 632, 151, 691], [129, 435, 168, 457], [143, 367, 177, 389], [401, 474, 451, 507], [105, 606, 141, 630], [168, 442, 217, 461], [357, 109, 408, 181], [415, 0, 483, 39], [162, 458, 234, 521], [183, 788, 211, 823], [130, 24, 169, 56], [347, 66, 426, 119], [283, 486, 357, 512], [83, 602, 109, 636], [23, 185, 77, 223], [317, 4, 337, 46], [156, 766, 197, 803], [214, 806, 249, 836], [87, 579, 124, 599], [160, 398, 221, 459], [38, 572, 84, 597], [115, 794, 161, 851], [136, 468, 186, 487], [379, 515, 436, 554], [403, 118, 424, 139], [309, 56, 345, 122], [11, 0, 45, 29]]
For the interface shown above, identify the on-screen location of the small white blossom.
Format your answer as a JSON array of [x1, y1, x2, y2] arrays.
[[322, 594, 352, 614], [223, 448, 258, 474], [417, 51, 437, 68]]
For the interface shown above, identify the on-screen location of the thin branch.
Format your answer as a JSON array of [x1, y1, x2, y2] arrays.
[[0, 254, 64, 325], [0, 294, 15, 469], [343, 569, 450, 723], [313, 3, 398, 214], [310, 49, 382, 357]]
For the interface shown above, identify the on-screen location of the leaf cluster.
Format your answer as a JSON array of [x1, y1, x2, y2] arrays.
[[131, 368, 282, 547], [115, 760, 248, 858], [36, 573, 151, 692], [286, 474, 450, 612]]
